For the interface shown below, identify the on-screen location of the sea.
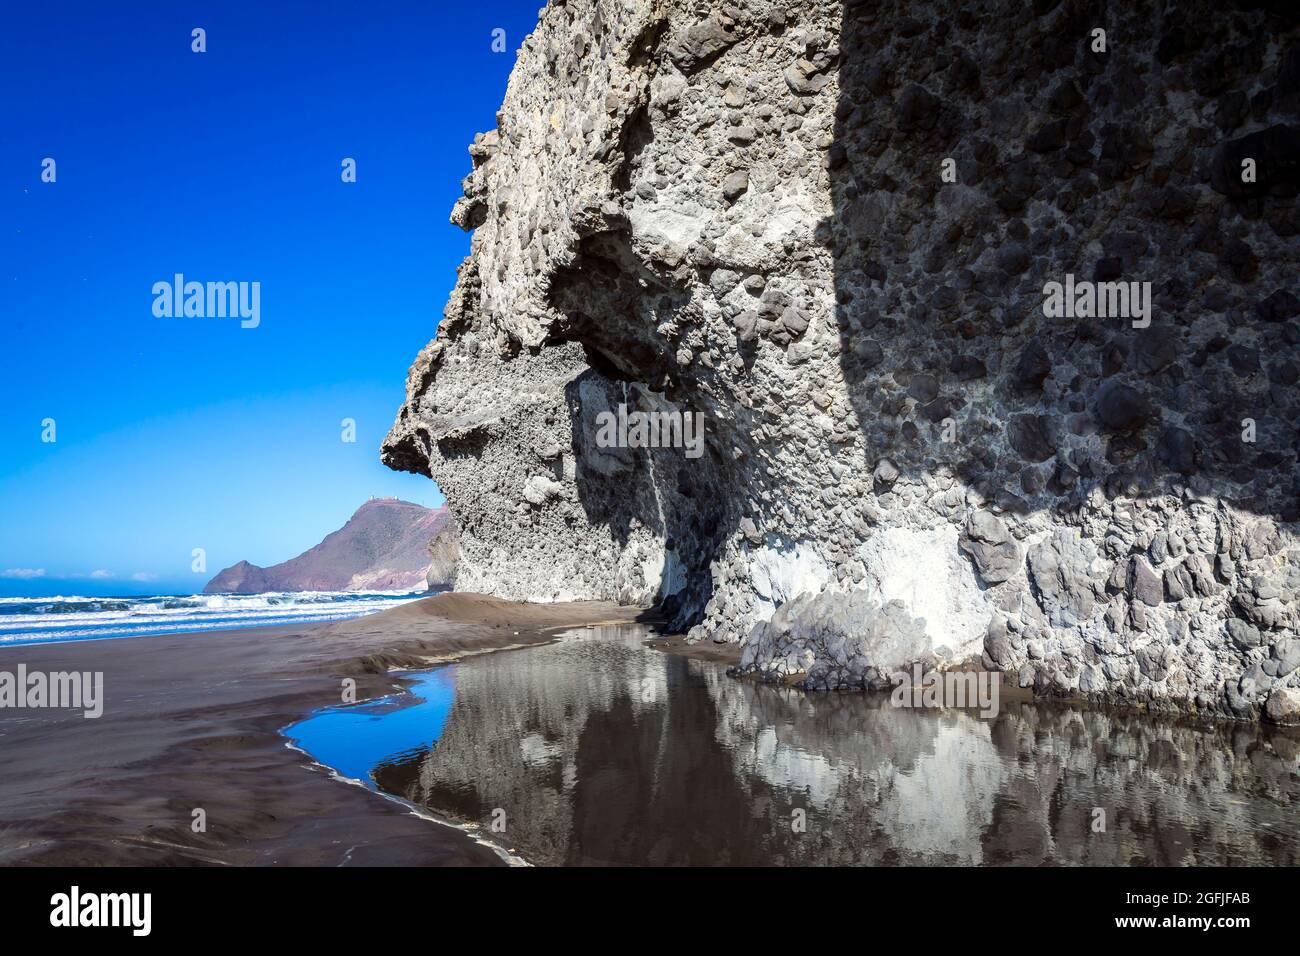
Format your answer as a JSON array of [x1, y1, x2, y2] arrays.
[[0, 590, 432, 647]]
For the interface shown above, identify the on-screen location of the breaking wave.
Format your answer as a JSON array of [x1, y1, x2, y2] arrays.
[[0, 590, 435, 646]]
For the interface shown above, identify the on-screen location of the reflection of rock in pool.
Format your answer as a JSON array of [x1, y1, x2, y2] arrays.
[[302, 625, 1300, 867]]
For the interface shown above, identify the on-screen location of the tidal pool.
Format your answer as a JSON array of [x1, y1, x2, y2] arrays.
[[286, 623, 1300, 866]]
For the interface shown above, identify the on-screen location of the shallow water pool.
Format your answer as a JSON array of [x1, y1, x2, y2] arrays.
[[286, 623, 1300, 866]]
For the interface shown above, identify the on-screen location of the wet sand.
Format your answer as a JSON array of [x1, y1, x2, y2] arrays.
[[0, 593, 644, 865], [645, 630, 742, 665]]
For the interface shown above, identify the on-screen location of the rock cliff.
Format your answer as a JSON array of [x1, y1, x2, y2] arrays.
[[383, 0, 1300, 720], [204, 499, 456, 593], [424, 517, 461, 589]]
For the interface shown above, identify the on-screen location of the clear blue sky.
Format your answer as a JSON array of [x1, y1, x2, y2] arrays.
[[0, 1, 540, 595]]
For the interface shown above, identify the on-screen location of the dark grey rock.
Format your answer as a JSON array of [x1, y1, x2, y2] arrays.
[[1093, 379, 1152, 432], [722, 169, 750, 202], [1157, 427, 1198, 475], [1028, 530, 1101, 627], [1127, 556, 1164, 607], [959, 511, 1021, 585], [1008, 414, 1056, 463]]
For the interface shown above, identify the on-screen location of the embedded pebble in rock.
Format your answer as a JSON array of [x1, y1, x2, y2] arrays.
[[1264, 687, 1300, 724], [721, 169, 749, 202], [959, 511, 1021, 585], [1093, 380, 1152, 433], [383, 0, 1300, 722], [1027, 529, 1103, 628]]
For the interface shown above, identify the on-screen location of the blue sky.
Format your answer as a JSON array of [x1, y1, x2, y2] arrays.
[[0, 1, 540, 595]]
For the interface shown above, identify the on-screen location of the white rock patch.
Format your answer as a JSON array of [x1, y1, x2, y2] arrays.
[[855, 525, 990, 660]]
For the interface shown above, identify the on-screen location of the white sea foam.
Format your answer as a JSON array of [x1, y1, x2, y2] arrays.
[[0, 590, 430, 646]]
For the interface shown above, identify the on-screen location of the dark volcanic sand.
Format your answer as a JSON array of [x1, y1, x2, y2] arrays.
[[644, 631, 742, 664], [0, 593, 644, 865]]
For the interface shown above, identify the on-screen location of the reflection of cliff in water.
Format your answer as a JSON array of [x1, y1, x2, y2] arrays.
[[372, 625, 1300, 866]]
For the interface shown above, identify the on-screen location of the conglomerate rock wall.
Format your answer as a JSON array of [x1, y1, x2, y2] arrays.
[[383, 0, 1300, 720]]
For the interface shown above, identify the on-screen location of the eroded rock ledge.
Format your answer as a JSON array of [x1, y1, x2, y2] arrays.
[[384, 0, 1300, 722]]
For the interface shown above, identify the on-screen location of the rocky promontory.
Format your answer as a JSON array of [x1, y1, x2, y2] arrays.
[[204, 498, 456, 593], [383, 0, 1300, 721]]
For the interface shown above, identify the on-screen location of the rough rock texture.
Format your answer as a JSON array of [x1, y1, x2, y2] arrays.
[[384, 0, 1300, 721], [425, 517, 460, 589], [736, 589, 935, 690], [204, 499, 456, 593]]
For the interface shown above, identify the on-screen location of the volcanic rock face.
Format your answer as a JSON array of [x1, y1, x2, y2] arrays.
[[424, 517, 460, 589], [204, 499, 456, 593], [383, 0, 1300, 720], [738, 589, 936, 690]]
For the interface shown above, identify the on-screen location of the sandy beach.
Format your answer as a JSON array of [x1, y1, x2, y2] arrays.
[[0, 594, 645, 865]]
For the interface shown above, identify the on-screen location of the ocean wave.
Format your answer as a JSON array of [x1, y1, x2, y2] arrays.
[[0, 590, 431, 646]]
